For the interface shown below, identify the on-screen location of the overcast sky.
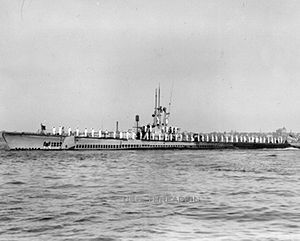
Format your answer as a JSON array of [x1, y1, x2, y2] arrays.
[[1, 0, 300, 132]]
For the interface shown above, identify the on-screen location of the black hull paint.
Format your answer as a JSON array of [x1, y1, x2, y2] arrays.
[[233, 142, 291, 149]]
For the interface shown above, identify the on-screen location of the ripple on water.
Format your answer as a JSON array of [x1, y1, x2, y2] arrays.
[[0, 149, 299, 240], [4, 181, 26, 185]]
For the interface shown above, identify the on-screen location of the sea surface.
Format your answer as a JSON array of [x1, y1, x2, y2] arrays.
[[0, 147, 299, 241]]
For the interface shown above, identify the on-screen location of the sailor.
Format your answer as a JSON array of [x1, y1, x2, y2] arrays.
[[41, 123, 46, 133]]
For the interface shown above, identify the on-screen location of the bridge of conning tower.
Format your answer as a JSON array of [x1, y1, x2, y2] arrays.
[[152, 86, 170, 131], [138, 86, 180, 140]]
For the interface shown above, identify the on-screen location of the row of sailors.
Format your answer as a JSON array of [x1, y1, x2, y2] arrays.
[[53, 127, 285, 143], [53, 127, 135, 139], [143, 133, 285, 143], [52, 126, 181, 136], [53, 127, 178, 140], [198, 135, 285, 144], [142, 125, 180, 134]]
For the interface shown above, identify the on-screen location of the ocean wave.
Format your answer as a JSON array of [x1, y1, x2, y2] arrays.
[[0, 149, 299, 240]]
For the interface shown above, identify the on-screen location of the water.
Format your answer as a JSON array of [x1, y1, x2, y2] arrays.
[[0, 148, 299, 241]]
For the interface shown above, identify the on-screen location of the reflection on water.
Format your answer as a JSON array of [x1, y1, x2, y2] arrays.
[[0, 149, 299, 240]]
